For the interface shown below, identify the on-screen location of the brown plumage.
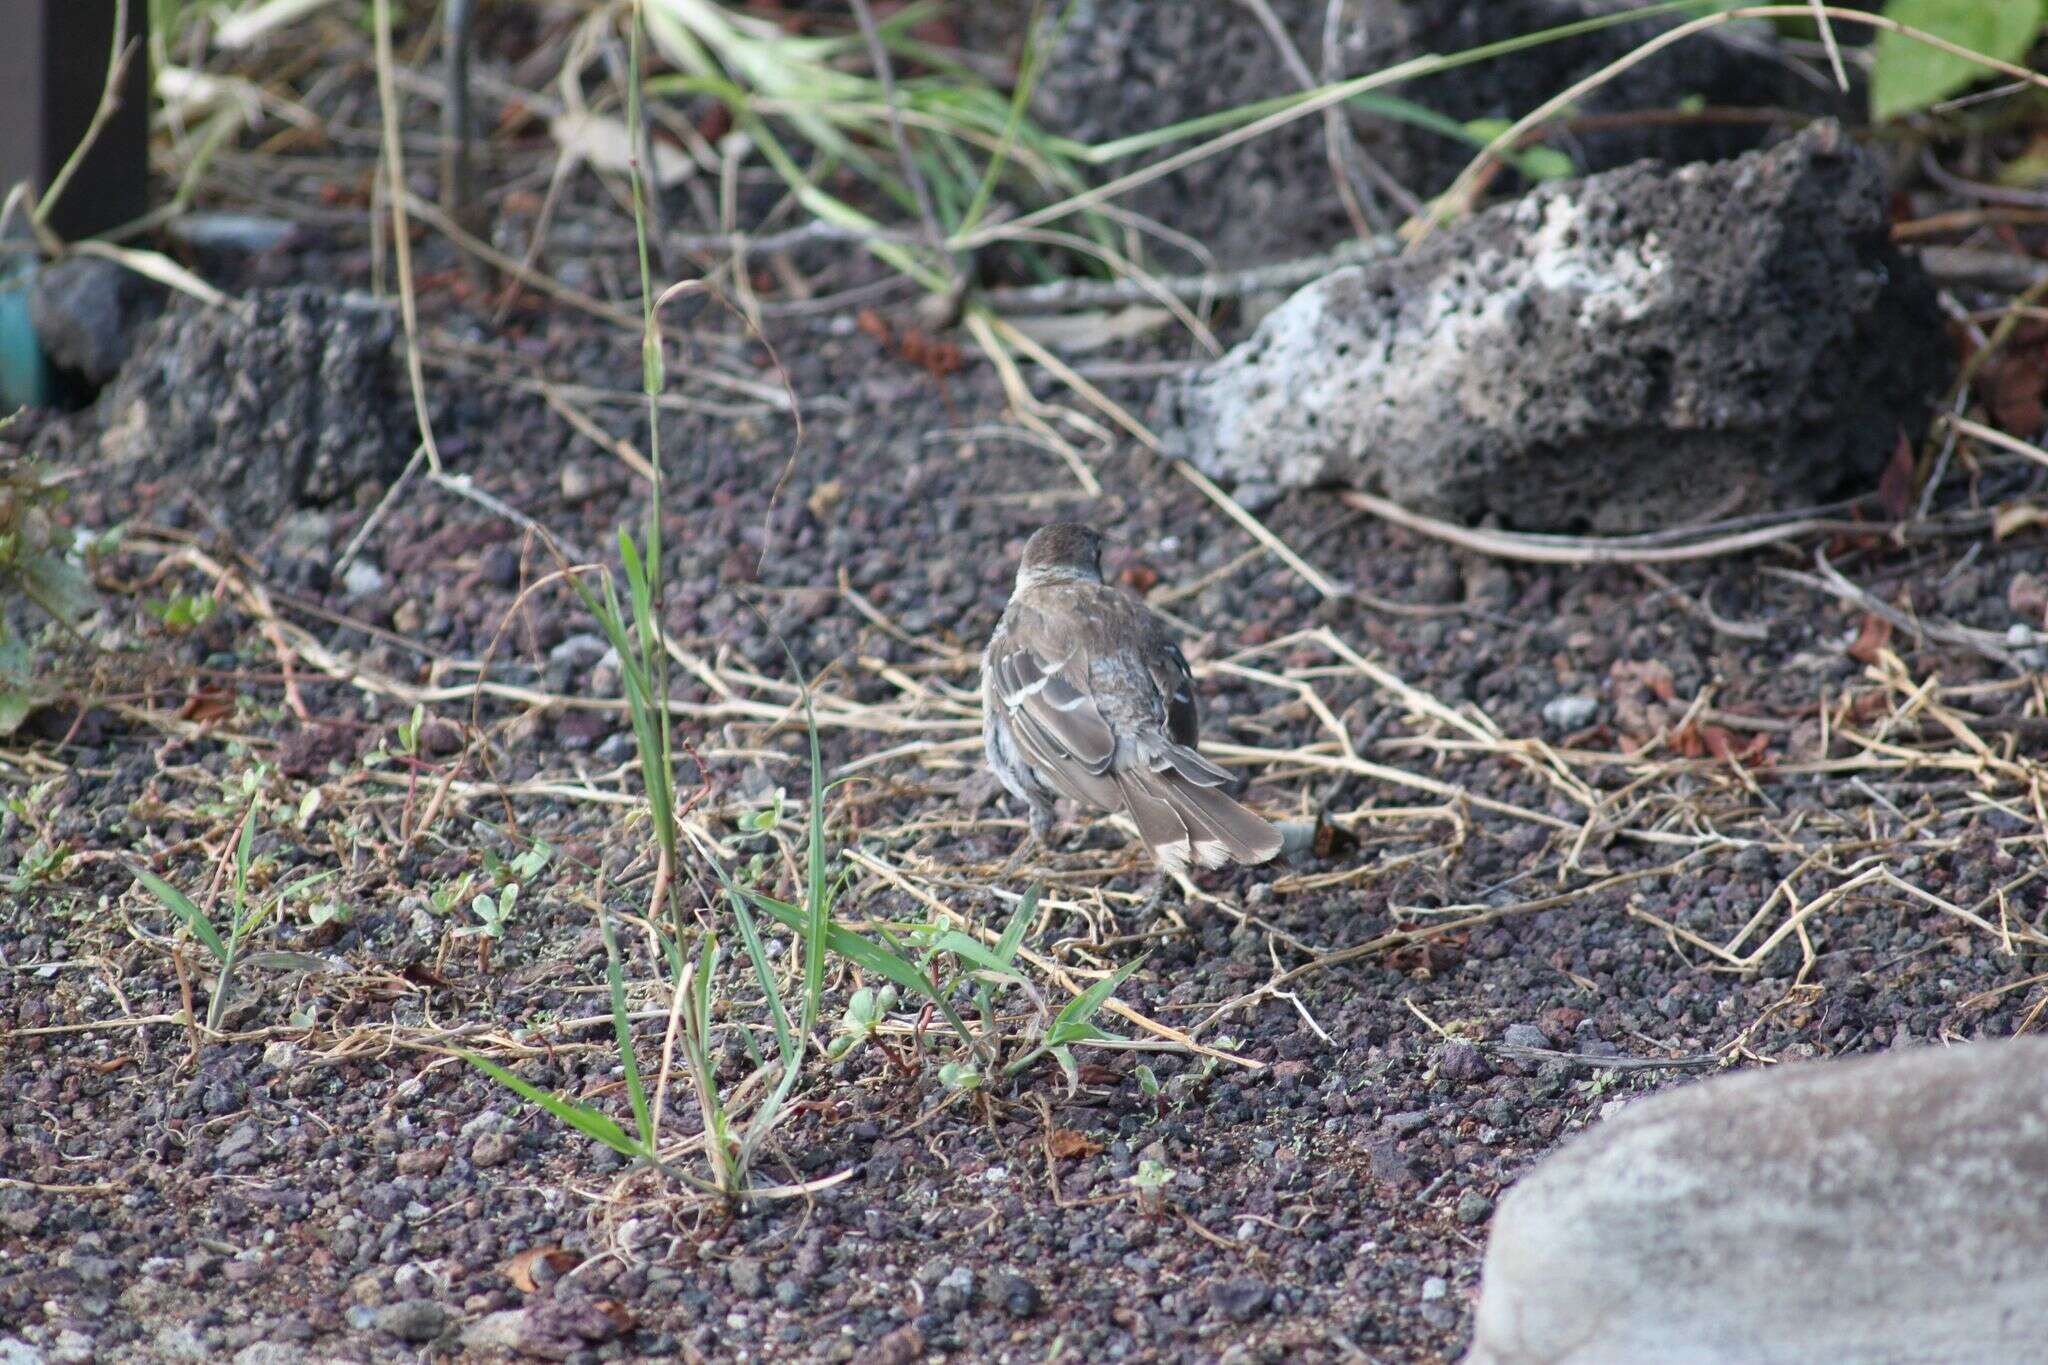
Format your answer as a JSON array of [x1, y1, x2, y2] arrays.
[[981, 524, 1282, 876]]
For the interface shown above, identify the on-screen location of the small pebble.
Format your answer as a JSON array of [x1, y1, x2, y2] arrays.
[[1542, 695, 1599, 730], [342, 560, 386, 597], [1457, 1191, 1495, 1226], [372, 1300, 447, 1344]]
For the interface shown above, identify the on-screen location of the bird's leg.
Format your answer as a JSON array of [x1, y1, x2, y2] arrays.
[[1128, 874, 1175, 921], [997, 801, 1056, 879], [996, 831, 1039, 879]]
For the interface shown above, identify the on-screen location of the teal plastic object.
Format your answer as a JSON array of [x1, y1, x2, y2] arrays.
[[0, 263, 51, 409]]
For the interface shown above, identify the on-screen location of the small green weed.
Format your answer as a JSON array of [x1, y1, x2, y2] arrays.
[[128, 797, 334, 1030]]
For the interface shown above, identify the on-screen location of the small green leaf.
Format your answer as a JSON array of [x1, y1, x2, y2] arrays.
[[1047, 956, 1144, 1047], [1462, 117, 1579, 181], [994, 883, 1041, 967], [727, 889, 798, 1070], [600, 915, 653, 1148], [930, 931, 1026, 982], [1050, 1043, 1080, 1092], [129, 864, 227, 962], [239, 950, 337, 974], [308, 900, 350, 928], [22, 554, 98, 625], [232, 802, 257, 912], [1870, 0, 2045, 121]]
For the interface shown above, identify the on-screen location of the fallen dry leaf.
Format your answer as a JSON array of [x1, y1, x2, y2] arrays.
[[1995, 503, 2048, 541], [856, 308, 893, 346], [2008, 571, 2048, 623], [175, 687, 236, 724], [1610, 659, 1677, 703], [807, 479, 845, 521], [1847, 612, 1893, 665], [1674, 722, 1768, 766], [1876, 433, 1916, 522], [504, 1246, 582, 1294], [1048, 1128, 1104, 1161], [1118, 561, 1160, 595], [1981, 320, 2048, 435]]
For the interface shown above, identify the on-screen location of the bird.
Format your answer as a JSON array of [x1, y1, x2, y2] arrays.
[[981, 523, 1282, 876]]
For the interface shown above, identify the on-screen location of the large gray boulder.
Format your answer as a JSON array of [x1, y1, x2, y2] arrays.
[[967, 1, 1841, 266], [1466, 1038, 2048, 1365], [91, 288, 409, 528], [1156, 122, 1948, 533]]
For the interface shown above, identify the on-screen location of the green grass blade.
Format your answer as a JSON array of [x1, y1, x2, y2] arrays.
[[929, 931, 1025, 981], [739, 887, 987, 1063], [693, 937, 719, 1044], [958, 0, 1070, 234], [459, 1050, 645, 1159], [727, 890, 798, 1070], [600, 915, 653, 1148], [994, 883, 1041, 967], [800, 701, 828, 1045], [129, 864, 227, 963], [1047, 956, 1144, 1047], [231, 801, 256, 925]]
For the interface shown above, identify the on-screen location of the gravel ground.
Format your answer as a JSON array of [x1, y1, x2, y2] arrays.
[[7, 30, 2048, 1365]]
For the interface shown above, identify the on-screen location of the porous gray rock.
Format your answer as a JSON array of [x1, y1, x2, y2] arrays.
[[1158, 122, 1948, 532], [968, 1, 1840, 266], [371, 1300, 448, 1345], [92, 288, 407, 529], [1465, 1038, 2048, 1365], [30, 256, 155, 388]]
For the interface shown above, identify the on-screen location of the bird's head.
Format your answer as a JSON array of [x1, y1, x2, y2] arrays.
[[1016, 523, 1106, 590]]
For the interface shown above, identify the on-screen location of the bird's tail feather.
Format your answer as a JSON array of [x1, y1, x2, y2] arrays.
[[1115, 769, 1281, 876]]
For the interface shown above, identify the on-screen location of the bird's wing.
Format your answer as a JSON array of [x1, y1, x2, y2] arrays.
[[1131, 624, 1233, 790], [987, 605, 1120, 808], [1151, 638, 1201, 751]]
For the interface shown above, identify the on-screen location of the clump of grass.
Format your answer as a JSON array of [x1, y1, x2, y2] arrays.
[[0, 445, 103, 734], [128, 790, 335, 1031], [434, 1, 1169, 1195]]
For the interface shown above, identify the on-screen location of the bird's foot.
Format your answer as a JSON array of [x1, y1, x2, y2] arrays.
[[997, 831, 1042, 880], [1128, 875, 1172, 921]]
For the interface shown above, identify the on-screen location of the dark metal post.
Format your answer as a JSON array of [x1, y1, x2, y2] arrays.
[[0, 0, 151, 241]]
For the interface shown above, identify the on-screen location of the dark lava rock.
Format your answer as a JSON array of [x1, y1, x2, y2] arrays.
[[469, 1131, 515, 1169], [853, 1323, 925, 1365], [1210, 1277, 1273, 1323], [992, 1272, 1041, 1320], [725, 1257, 766, 1299], [1159, 122, 1949, 532], [88, 288, 407, 530], [371, 1299, 448, 1344], [1368, 1137, 1423, 1190], [30, 256, 157, 388], [515, 1294, 632, 1359], [972, 0, 1838, 265], [1437, 1041, 1492, 1084]]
